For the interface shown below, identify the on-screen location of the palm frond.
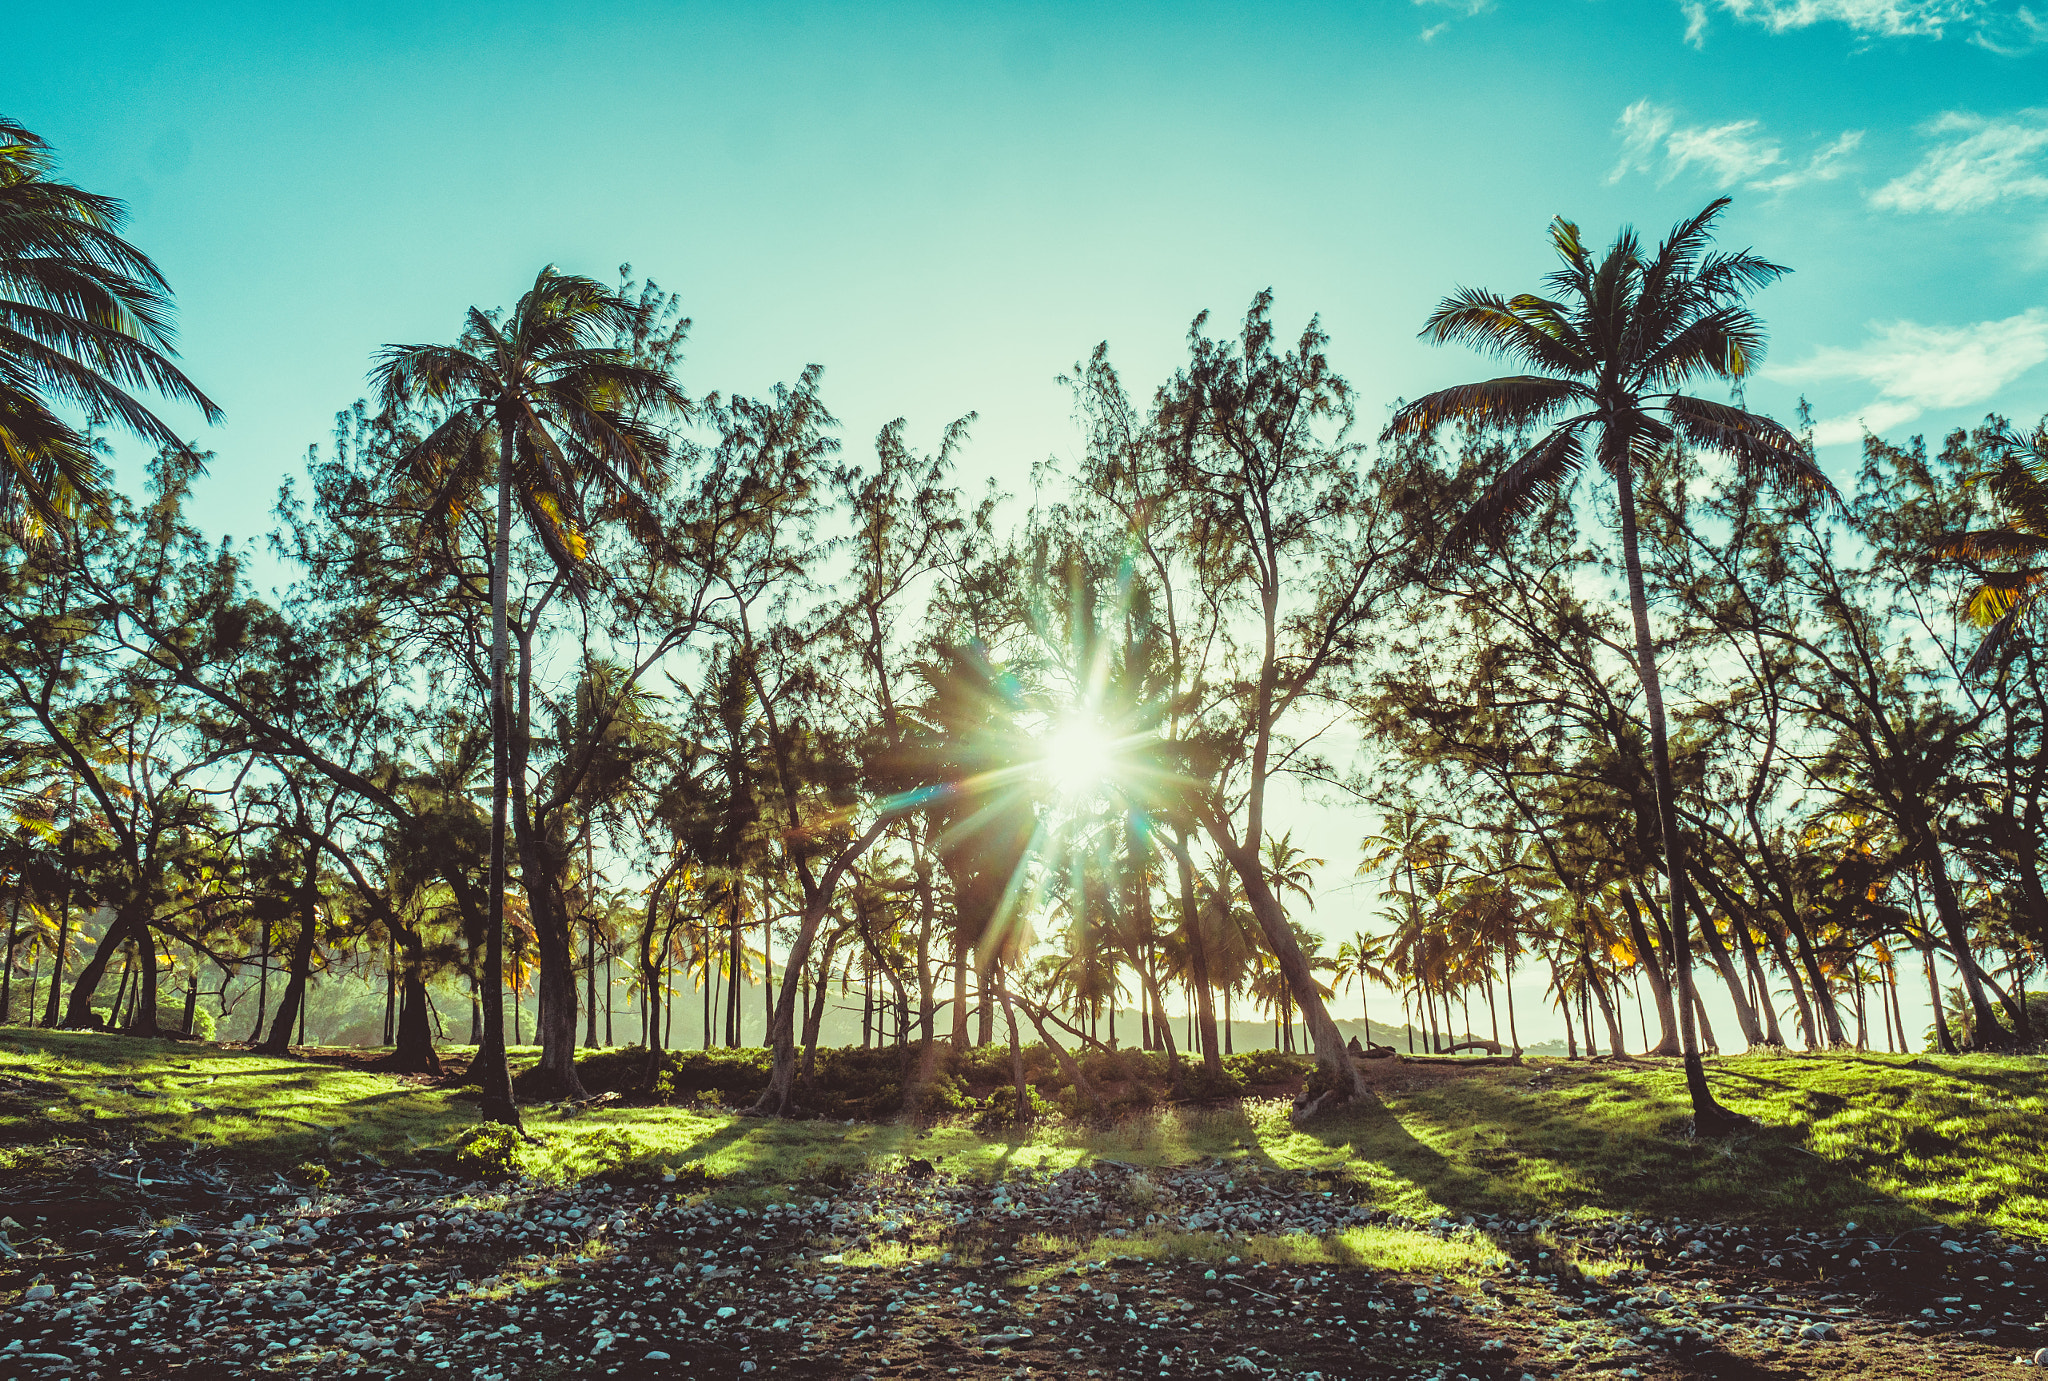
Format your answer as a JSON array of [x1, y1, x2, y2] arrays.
[[1388, 374, 1588, 436], [1663, 393, 1840, 507], [1447, 420, 1589, 551]]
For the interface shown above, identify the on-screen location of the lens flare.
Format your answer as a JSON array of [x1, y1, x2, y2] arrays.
[[1040, 718, 1116, 799]]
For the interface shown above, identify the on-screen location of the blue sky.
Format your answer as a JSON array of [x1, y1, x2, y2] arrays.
[[15, 0, 2045, 1044], [15, 0, 2046, 543]]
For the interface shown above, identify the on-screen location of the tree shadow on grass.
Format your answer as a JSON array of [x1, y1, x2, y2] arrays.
[[1298, 1070, 1937, 1232]]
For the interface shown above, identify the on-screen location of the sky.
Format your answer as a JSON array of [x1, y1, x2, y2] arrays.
[[14, 0, 2046, 1050]]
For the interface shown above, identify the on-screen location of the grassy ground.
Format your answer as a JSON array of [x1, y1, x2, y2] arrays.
[[3, 1026, 2044, 1237]]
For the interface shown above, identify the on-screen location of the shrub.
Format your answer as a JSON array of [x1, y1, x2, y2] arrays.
[[1176, 1061, 1248, 1103], [975, 1082, 1056, 1129], [290, 1160, 332, 1189], [1226, 1050, 1310, 1087], [453, 1123, 524, 1178]]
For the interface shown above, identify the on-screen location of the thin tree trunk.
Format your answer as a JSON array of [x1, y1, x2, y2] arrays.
[[1617, 886, 1680, 1054], [259, 849, 321, 1055], [42, 806, 73, 1029], [1614, 464, 1737, 1132], [475, 427, 521, 1126]]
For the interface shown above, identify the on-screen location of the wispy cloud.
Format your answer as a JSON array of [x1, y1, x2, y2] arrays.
[[1609, 99, 1861, 192], [1415, 0, 1492, 39], [1683, 0, 1714, 44], [1777, 310, 2048, 444], [1870, 109, 2048, 212], [1687, 0, 2048, 49]]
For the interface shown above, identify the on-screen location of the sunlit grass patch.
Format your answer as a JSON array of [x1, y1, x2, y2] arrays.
[[7, 1029, 2047, 1239], [1014, 1225, 1495, 1280]]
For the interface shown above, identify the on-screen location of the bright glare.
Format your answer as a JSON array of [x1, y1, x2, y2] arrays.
[[1041, 719, 1116, 798]]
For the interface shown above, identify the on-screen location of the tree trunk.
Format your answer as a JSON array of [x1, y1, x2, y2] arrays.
[[373, 918, 441, 1075], [509, 625, 586, 1099], [751, 823, 890, 1116], [1617, 886, 1680, 1054], [63, 903, 143, 1029], [1588, 967, 1626, 1055], [1614, 463, 1738, 1133], [1915, 837, 2010, 1046], [950, 928, 970, 1048], [586, 915, 599, 1049], [1686, 869, 1767, 1047], [41, 819, 73, 1028], [259, 851, 321, 1055], [1215, 834, 1363, 1102], [476, 425, 521, 1127], [1730, 913, 1785, 1047], [999, 973, 1029, 1127]]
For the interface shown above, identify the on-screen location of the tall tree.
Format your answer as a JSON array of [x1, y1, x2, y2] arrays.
[[1391, 198, 1836, 1132], [373, 266, 688, 1122]]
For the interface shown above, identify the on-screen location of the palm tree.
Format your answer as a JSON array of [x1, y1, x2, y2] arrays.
[[1391, 198, 1836, 1133], [1334, 929, 1393, 1043], [1939, 420, 2048, 675], [0, 117, 220, 540], [1261, 832, 1324, 915], [374, 267, 687, 1125]]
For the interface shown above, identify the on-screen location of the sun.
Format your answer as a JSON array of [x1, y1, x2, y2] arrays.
[[1039, 718, 1117, 799]]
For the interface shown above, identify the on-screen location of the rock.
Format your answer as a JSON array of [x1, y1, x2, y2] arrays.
[[646, 1351, 671, 1360], [1799, 1323, 1841, 1341]]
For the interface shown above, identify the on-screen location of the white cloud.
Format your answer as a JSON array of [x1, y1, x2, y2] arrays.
[[1692, 0, 2047, 47], [1705, 0, 1979, 37], [1778, 310, 2048, 443], [1751, 130, 1865, 190], [1870, 110, 2048, 212], [1415, 0, 1491, 38], [1666, 118, 1784, 182], [1609, 100, 1861, 192]]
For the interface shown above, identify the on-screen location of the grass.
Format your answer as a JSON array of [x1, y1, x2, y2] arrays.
[[1012, 1225, 1500, 1279], [3, 1026, 2045, 1238]]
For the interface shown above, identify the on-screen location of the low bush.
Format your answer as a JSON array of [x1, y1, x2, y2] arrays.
[[1226, 1049, 1312, 1087], [569, 1038, 1293, 1122]]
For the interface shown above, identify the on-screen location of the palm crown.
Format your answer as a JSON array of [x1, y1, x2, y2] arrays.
[[0, 117, 220, 539], [1390, 196, 1833, 543], [1939, 420, 2048, 675], [372, 265, 687, 575]]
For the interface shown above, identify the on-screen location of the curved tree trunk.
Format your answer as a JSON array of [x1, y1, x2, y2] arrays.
[[259, 852, 321, 1056], [128, 920, 162, 1037], [1219, 837, 1363, 1103], [62, 904, 141, 1029], [1617, 886, 1680, 1055]]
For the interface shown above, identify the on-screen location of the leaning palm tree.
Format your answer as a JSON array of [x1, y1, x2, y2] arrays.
[[0, 117, 220, 540], [374, 267, 688, 1125], [1391, 197, 1837, 1134], [1938, 419, 2048, 675]]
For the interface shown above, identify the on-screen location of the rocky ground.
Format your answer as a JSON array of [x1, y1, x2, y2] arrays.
[[4, 1144, 2047, 1380]]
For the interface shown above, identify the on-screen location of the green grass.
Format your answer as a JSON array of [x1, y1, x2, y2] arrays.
[[3, 1027, 2043, 1238]]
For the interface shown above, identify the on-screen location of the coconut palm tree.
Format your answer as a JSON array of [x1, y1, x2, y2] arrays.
[[1391, 198, 1836, 1134], [1939, 419, 2048, 675], [373, 267, 688, 1125], [1334, 929, 1394, 1041], [0, 117, 220, 540]]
